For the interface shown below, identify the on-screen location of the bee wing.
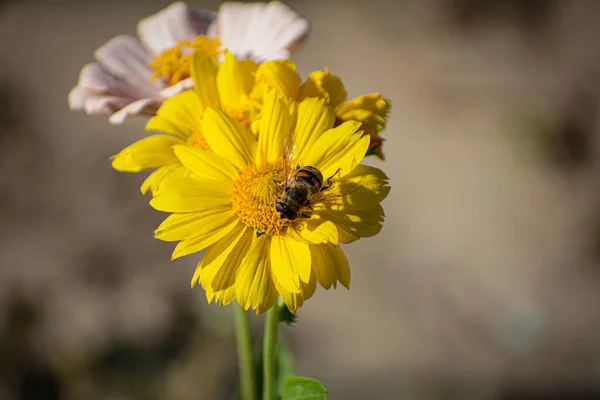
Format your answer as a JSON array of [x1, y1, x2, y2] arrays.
[[282, 133, 296, 183], [311, 181, 361, 205]]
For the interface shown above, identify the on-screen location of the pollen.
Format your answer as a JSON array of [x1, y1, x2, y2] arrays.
[[150, 36, 221, 86], [186, 126, 211, 151], [223, 95, 262, 130], [232, 160, 289, 236]]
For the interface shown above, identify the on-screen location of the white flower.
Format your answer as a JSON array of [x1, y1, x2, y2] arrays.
[[68, 1, 309, 124]]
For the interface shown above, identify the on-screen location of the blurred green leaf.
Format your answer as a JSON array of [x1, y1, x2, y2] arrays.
[[282, 376, 328, 400]]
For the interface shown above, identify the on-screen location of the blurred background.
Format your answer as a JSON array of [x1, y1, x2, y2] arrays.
[[2, 0, 600, 399]]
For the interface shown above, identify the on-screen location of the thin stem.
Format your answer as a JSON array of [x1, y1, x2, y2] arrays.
[[234, 303, 257, 400], [262, 301, 280, 400]]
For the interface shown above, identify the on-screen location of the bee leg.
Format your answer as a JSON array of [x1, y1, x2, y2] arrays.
[[322, 168, 341, 191], [296, 164, 301, 171]]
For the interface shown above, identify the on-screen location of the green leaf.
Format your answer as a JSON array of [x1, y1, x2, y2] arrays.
[[282, 376, 328, 400]]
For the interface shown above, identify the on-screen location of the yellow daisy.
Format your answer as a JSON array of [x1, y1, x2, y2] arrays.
[[150, 93, 389, 313], [111, 52, 391, 194]]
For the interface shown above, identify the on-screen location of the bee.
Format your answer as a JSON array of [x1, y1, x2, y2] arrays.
[[275, 133, 361, 220], [276, 165, 338, 220]]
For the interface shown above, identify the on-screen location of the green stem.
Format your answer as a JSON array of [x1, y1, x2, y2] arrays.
[[234, 303, 257, 400], [262, 301, 280, 400]]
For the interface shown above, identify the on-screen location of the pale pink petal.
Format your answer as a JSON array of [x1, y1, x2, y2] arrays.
[[94, 35, 161, 96], [215, 1, 308, 61], [248, 1, 307, 57], [68, 87, 88, 110], [158, 76, 194, 98], [137, 2, 211, 56], [206, 19, 218, 38], [83, 95, 131, 116], [216, 2, 266, 59], [77, 63, 146, 99], [108, 98, 162, 125], [266, 17, 310, 53], [252, 48, 290, 62]]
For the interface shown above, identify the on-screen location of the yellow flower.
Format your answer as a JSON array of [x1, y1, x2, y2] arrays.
[[111, 52, 391, 194], [150, 94, 389, 313]]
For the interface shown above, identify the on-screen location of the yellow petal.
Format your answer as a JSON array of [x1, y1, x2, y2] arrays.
[[310, 244, 337, 289], [173, 145, 239, 182], [193, 223, 248, 288], [274, 269, 317, 314], [301, 69, 348, 107], [205, 285, 237, 307], [256, 91, 295, 164], [145, 90, 203, 139], [289, 218, 338, 244], [201, 108, 255, 169], [341, 164, 390, 204], [302, 121, 368, 180], [111, 134, 182, 173], [172, 217, 240, 260], [328, 243, 350, 288], [301, 270, 318, 302], [314, 165, 389, 243], [155, 206, 234, 241], [141, 164, 175, 195], [150, 175, 232, 212], [140, 164, 191, 195], [200, 226, 253, 293], [210, 227, 254, 291], [316, 208, 359, 244], [292, 98, 335, 162], [336, 94, 391, 160], [252, 59, 301, 100], [270, 235, 312, 291], [309, 243, 351, 290], [236, 235, 278, 314], [191, 53, 220, 108], [336, 93, 391, 127], [217, 50, 257, 111]]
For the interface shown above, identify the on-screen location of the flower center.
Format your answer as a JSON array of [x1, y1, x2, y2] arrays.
[[150, 36, 221, 86], [186, 125, 211, 151], [232, 160, 289, 236]]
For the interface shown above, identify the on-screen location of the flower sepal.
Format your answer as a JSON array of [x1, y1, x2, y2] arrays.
[[278, 302, 297, 326]]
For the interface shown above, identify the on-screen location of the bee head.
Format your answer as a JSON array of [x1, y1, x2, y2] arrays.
[[276, 201, 297, 220]]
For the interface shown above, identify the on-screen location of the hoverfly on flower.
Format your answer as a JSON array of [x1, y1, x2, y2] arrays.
[[275, 138, 358, 221], [148, 91, 390, 313]]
